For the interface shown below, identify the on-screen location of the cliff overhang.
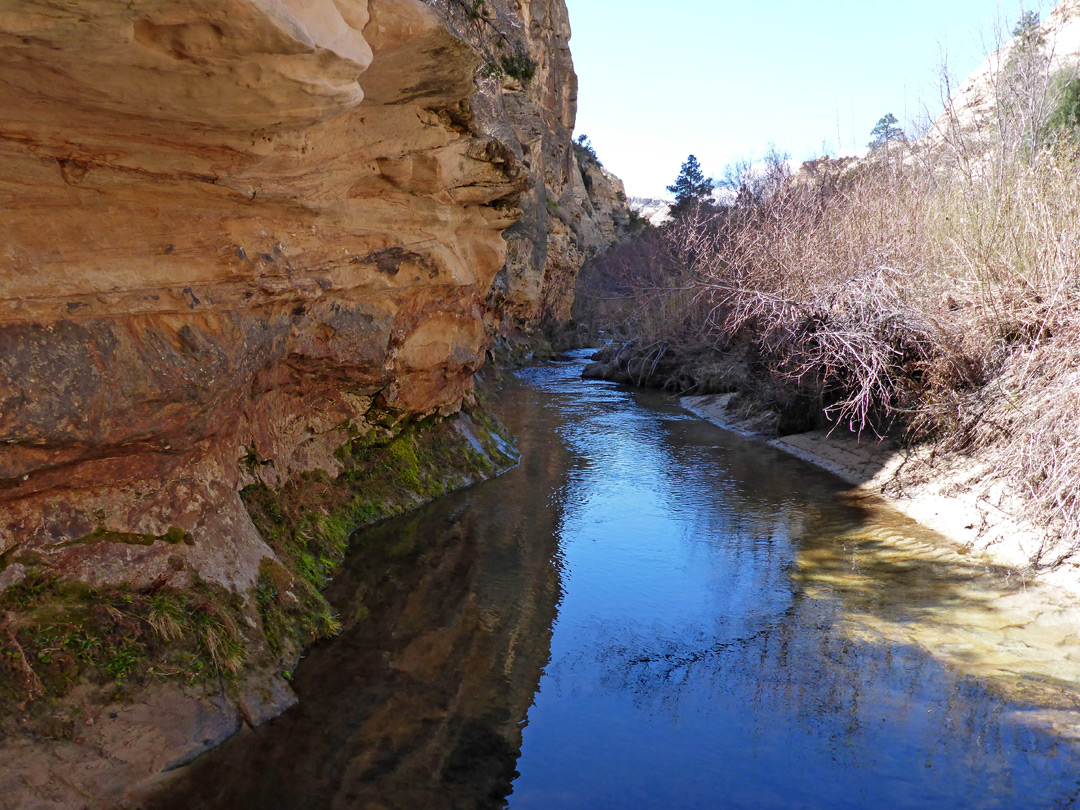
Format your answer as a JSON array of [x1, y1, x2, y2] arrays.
[[0, 0, 528, 593]]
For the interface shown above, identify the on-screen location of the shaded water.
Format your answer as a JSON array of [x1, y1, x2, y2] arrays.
[[150, 352, 1080, 809]]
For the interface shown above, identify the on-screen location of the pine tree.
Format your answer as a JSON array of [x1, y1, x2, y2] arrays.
[[1013, 10, 1041, 40], [867, 113, 903, 150], [667, 155, 714, 218]]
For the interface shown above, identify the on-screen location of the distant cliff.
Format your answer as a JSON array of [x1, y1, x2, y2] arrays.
[[629, 196, 672, 227]]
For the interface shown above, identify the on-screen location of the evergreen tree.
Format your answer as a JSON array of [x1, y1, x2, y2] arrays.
[[867, 113, 903, 150], [667, 154, 714, 218], [1013, 10, 1041, 40]]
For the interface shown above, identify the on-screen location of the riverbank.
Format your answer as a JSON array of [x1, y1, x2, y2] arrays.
[[681, 392, 1080, 595], [0, 402, 519, 810]]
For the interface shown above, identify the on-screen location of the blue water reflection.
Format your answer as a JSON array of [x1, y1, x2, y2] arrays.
[[510, 353, 1080, 810]]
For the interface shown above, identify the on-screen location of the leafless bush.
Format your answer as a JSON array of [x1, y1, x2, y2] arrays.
[[952, 303, 1080, 564], [574, 230, 702, 345], [719, 144, 794, 210], [660, 133, 1080, 563]]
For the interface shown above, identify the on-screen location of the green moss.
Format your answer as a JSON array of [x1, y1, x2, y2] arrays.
[[0, 577, 252, 727], [63, 526, 190, 548], [4, 570, 53, 609], [239, 404, 517, 669], [0, 546, 21, 576], [253, 557, 340, 659], [163, 526, 187, 545], [0, 401, 516, 737]]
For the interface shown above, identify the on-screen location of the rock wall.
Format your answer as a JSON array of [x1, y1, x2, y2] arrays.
[[0, 1, 628, 802], [463, 0, 631, 331], [0, 0, 530, 591], [0, 0, 627, 591]]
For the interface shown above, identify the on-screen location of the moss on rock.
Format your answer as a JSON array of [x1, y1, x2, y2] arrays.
[[0, 404, 517, 737], [242, 404, 518, 671], [0, 573, 253, 738]]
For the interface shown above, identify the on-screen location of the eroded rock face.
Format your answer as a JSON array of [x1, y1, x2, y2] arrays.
[[468, 0, 631, 331], [926, 0, 1080, 149], [0, 0, 526, 590]]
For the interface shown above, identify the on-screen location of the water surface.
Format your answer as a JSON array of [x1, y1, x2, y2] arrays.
[[150, 351, 1080, 809]]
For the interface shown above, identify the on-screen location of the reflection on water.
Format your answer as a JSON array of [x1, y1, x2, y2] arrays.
[[149, 352, 1080, 810], [144, 370, 573, 810]]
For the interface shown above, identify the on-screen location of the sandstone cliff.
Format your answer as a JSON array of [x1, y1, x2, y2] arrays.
[[0, 0, 628, 801], [449, 0, 631, 331], [0, 0, 623, 594], [926, 0, 1080, 151]]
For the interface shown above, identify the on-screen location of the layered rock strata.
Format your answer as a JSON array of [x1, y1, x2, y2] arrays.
[[0, 0, 527, 590]]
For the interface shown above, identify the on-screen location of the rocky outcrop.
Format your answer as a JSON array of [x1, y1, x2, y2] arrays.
[[0, 0, 528, 591], [629, 197, 672, 227], [926, 0, 1080, 150], [463, 0, 631, 331]]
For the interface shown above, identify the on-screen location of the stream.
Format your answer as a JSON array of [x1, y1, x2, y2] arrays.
[[149, 350, 1080, 809]]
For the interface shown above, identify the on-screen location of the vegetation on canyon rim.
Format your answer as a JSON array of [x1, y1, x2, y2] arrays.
[[428, 0, 538, 84], [577, 13, 1080, 568]]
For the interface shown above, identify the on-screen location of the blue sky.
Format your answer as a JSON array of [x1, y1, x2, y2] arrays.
[[567, 0, 1042, 197]]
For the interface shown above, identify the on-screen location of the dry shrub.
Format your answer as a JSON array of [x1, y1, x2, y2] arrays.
[[955, 314, 1080, 563], [573, 15, 1080, 562], [663, 138, 1080, 563], [574, 229, 706, 349], [425, 0, 537, 83], [678, 168, 955, 433]]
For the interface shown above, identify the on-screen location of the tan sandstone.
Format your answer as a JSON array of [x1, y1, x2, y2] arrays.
[[0, 0, 527, 590]]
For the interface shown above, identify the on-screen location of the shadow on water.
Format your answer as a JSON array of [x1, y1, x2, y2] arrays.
[[144, 369, 576, 810], [148, 353, 1080, 810]]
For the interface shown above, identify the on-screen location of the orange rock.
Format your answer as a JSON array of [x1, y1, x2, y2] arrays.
[[0, 0, 525, 588]]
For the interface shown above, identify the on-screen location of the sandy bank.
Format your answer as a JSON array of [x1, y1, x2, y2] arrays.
[[682, 393, 1080, 596]]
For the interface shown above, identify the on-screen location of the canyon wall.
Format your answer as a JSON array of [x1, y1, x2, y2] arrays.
[[926, 0, 1080, 150], [459, 0, 632, 330], [0, 0, 624, 593]]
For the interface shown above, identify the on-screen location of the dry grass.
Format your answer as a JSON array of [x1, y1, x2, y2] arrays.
[[580, 130, 1080, 566], [680, 143, 1080, 564], [3, 613, 44, 701], [955, 318, 1080, 565], [146, 594, 184, 642]]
